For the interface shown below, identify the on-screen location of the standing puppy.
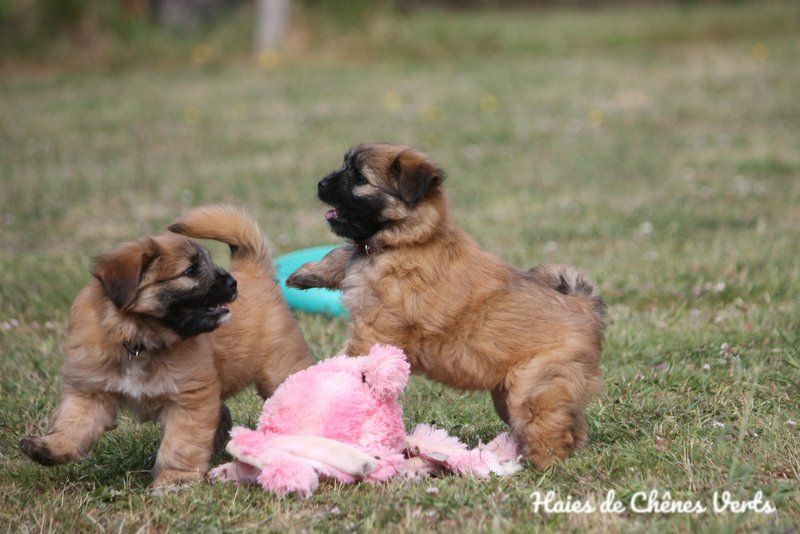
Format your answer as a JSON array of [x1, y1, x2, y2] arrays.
[[21, 205, 312, 488], [288, 144, 606, 468]]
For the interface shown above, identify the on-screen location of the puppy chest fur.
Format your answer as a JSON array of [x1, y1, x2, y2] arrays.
[[107, 357, 179, 402]]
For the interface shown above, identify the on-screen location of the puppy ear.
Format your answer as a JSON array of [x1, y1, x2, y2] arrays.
[[390, 149, 445, 206], [92, 238, 159, 310]]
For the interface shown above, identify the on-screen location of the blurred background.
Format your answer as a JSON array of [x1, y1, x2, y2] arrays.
[[1, 0, 798, 322], [1, 0, 794, 71], [1, 0, 798, 320]]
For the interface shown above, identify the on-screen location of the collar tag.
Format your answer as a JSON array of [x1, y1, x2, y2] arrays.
[[357, 239, 380, 256], [123, 341, 143, 361]]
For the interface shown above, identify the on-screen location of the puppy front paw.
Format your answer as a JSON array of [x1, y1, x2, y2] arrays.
[[286, 269, 326, 290], [149, 468, 203, 495], [20, 436, 71, 466]]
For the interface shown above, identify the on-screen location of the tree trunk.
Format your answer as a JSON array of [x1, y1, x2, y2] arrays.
[[255, 0, 289, 51]]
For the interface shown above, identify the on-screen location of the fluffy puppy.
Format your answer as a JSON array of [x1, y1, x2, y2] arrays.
[[20, 205, 312, 488], [288, 143, 606, 468]]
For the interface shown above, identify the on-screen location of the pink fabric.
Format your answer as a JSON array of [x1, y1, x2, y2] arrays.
[[210, 345, 522, 497]]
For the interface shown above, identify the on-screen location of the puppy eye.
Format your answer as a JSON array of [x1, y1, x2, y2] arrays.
[[361, 372, 367, 384], [353, 173, 368, 185], [183, 264, 198, 277]]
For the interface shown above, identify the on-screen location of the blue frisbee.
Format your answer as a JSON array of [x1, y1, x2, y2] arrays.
[[274, 245, 347, 317]]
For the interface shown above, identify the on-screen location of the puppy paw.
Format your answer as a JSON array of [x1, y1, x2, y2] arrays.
[[149, 469, 203, 495], [20, 436, 70, 466], [286, 268, 327, 290]]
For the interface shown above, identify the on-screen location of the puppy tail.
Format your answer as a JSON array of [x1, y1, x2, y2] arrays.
[[528, 264, 607, 325], [168, 205, 271, 273]]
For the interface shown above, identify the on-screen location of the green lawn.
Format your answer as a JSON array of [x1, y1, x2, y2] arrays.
[[1, 2, 799, 531]]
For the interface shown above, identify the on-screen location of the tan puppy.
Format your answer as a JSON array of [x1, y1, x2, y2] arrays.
[[20, 205, 312, 488], [288, 143, 606, 468]]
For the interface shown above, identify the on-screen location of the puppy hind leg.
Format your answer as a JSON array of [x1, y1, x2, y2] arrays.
[[20, 389, 117, 466], [254, 335, 313, 399], [504, 352, 599, 469]]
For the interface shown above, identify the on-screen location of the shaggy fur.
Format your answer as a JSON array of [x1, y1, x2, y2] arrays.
[[288, 143, 606, 469], [20, 205, 312, 488]]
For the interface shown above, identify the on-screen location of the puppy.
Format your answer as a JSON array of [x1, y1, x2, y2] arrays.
[[288, 143, 606, 468], [20, 205, 312, 488]]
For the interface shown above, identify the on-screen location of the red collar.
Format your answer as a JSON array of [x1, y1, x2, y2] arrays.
[[123, 340, 146, 360], [355, 239, 382, 257]]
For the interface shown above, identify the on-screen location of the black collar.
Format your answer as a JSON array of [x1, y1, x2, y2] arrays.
[[122, 341, 147, 360]]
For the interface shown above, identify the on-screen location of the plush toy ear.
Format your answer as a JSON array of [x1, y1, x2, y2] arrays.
[[92, 238, 159, 310], [390, 149, 445, 206], [362, 345, 411, 399]]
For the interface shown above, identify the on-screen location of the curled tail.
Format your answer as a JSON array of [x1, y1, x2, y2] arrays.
[[528, 264, 607, 325], [168, 205, 270, 273]]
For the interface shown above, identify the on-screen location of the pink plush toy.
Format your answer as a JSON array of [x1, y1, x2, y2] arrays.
[[210, 345, 521, 497]]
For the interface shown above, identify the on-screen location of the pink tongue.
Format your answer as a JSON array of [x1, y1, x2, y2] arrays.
[[325, 209, 338, 220]]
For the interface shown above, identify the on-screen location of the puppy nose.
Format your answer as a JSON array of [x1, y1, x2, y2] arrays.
[[318, 177, 330, 192], [226, 276, 237, 291]]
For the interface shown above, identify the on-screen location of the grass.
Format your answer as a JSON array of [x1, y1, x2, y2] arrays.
[[1, 1, 799, 531]]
